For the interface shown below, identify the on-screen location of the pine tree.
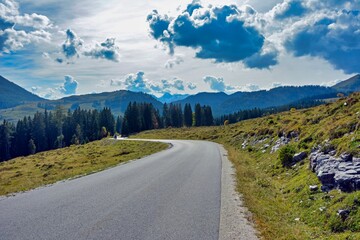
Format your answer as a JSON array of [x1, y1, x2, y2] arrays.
[[115, 116, 122, 134], [54, 134, 65, 149], [99, 107, 115, 135], [162, 103, 171, 128], [101, 126, 108, 138], [203, 106, 214, 126], [143, 103, 153, 130], [184, 104, 193, 127], [194, 104, 202, 127], [28, 139, 36, 155], [31, 112, 47, 152], [0, 120, 13, 161], [121, 118, 130, 136]]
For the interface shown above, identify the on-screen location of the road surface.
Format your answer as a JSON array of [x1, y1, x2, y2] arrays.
[[0, 140, 223, 240]]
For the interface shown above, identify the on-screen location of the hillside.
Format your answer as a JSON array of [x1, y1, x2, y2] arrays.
[[0, 75, 44, 109], [175, 86, 337, 116], [52, 90, 163, 116], [135, 93, 360, 239], [333, 74, 360, 93]]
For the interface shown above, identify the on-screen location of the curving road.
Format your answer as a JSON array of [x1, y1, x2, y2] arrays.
[[0, 140, 223, 240]]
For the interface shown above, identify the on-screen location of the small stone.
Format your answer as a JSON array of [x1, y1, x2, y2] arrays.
[[294, 218, 300, 221], [353, 158, 360, 165], [340, 153, 353, 162], [317, 171, 335, 185], [345, 169, 357, 175], [337, 209, 350, 220], [293, 152, 307, 163], [329, 150, 336, 156], [309, 185, 319, 191], [321, 185, 332, 192]]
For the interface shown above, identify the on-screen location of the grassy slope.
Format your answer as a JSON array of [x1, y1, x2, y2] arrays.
[[135, 93, 360, 239], [0, 139, 168, 196]]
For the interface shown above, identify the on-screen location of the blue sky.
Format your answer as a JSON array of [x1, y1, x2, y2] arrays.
[[0, 0, 359, 99]]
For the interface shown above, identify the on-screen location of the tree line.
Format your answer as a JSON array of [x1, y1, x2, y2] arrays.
[[121, 102, 214, 135], [0, 102, 214, 162], [214, 99, 325, 125], [0, 106, 117, 162]]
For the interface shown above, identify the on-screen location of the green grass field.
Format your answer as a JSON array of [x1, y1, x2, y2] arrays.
[[0, 139, 168, 196], [134, 93, 360, 239]]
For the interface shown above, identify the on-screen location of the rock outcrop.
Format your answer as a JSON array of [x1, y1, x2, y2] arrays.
[[310, 150, 360, 192], [271, 131, 299, 153]]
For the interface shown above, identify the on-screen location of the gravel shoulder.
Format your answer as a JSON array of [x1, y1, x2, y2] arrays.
[[218, 144, 259, 240]]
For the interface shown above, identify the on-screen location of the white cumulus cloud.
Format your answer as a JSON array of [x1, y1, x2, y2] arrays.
[[60, 75, 79, 95]]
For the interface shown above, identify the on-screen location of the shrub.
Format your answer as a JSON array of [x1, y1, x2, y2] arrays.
[[279, 145, 296, 167]]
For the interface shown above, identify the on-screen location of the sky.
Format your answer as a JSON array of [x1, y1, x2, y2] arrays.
[[0, 0, 359, 99]]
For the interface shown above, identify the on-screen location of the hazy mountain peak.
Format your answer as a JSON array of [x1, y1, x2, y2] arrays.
[[0, 75, 44, 109], [332, 74, 360, 93], [156, 93, 190, 103]]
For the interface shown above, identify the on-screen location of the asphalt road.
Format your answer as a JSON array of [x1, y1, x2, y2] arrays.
[[0, 140, 222, 240]]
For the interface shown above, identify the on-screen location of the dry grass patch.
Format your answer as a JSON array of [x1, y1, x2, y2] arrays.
[[0, 139, 168, 196]]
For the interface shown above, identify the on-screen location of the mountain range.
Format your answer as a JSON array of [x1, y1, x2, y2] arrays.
[[0, 74, 359, 122]]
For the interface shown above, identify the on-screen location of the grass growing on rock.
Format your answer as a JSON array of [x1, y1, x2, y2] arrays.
[[134, 93, 360, 239], [0, 139, 168, 196]]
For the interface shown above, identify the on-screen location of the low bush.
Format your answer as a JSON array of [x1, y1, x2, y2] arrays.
[[279, 145, 296, 167]]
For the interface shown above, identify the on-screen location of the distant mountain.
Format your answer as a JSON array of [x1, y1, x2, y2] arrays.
[[2, 74, 357, 122], [175, 86, 338, 117], [332, 74, 360, 93], [51, 90, 163, 116], [0, 75, 44, 109], [156, 93, 189, 103], [0, 78, 163, 122]]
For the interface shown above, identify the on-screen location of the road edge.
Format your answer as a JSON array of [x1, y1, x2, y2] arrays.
[[218, 144, 259, 240]]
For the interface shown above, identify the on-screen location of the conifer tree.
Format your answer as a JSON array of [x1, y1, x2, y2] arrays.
[[194, 104, 202, 127], [116, 116, 122, 134], [0, 120, 13, 161], [184, 104, 193, 127], [28, 139, 36, 155]]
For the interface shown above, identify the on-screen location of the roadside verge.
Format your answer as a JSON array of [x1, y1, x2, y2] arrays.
[[218, 144, 259, 240]]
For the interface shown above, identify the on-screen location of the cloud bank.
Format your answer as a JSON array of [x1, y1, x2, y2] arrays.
[[147, 2, 277, 69], [0, 0, 52, 54], [165, 54, 184, 69], [148, 0, 360, 74], [59, 29, 121, 63], [111, 71, 196, 94], [83, 38, 120, 62]]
